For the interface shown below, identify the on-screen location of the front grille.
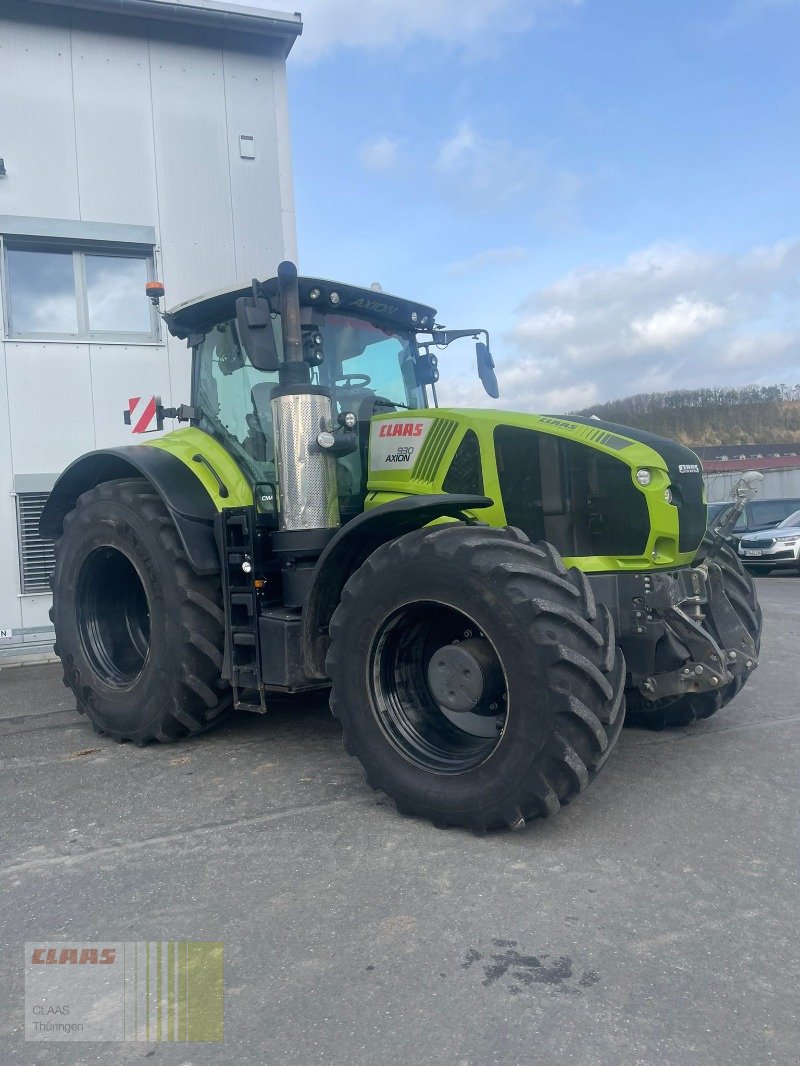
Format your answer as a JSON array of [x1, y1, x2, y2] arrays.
[[741, 537, 774, 548], [16, 493, 56, 593]]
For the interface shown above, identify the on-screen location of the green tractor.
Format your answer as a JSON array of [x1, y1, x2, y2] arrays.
[[42, 262, 762, 831]]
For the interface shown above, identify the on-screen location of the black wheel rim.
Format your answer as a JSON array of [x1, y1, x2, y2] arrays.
[[77, 547, 151, 688], [368, 601, 508, 774]]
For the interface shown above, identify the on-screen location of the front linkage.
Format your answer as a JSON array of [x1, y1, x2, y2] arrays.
[[593, 469, 764, 718], [598, 563, 758, 703]]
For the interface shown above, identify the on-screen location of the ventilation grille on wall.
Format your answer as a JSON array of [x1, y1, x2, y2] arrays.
[[16, 493, 55, 594]]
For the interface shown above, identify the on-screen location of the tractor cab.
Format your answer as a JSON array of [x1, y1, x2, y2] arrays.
[[164, 277, 476, 520]]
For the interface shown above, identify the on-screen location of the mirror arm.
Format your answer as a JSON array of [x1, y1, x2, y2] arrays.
[[704, 470, 764, 565], [429, 328, 488, 347]]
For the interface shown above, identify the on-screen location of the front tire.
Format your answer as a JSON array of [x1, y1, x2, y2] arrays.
[[51, 478, 230, 743], [326, 524, 625, 831]]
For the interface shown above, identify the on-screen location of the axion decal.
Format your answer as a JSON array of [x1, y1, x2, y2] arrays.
[[127, 396, 159, 434], [350, 297, 399, 316], [369, 418, 433, 471], [678, 463, 701, 474]]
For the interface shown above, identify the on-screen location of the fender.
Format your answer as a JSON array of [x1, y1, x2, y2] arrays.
[[302, 493, 492, 680], [39, 446, 220, 575]]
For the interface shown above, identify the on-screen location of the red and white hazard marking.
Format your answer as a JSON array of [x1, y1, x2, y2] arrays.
[[128, 396, 159, 434]]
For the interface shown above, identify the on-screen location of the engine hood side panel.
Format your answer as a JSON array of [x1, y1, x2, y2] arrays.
[[365, 408, 705, 572]]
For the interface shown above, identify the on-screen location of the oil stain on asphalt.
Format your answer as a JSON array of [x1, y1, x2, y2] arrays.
[[463, 940, 600, 996]]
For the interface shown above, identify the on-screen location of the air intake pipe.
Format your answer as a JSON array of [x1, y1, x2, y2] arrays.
[[270, 261, 340, 607]]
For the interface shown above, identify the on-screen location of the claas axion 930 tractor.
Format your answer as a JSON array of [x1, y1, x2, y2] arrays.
[[42, 262, 762, 831]]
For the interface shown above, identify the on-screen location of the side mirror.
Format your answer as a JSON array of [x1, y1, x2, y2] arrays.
[[476, 341, 499, 399], [235, 295, 280, 371]]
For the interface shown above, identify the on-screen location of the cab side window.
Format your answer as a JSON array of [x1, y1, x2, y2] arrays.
[[195, 321, 279, 481]]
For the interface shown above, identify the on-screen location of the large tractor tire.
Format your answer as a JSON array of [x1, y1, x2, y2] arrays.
[[325, 524, 625, 832], [626, 533, 762, 730], [50, 478, 230, 743]]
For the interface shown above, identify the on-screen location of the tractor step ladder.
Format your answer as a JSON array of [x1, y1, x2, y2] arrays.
[[220, 508, 267, 712]]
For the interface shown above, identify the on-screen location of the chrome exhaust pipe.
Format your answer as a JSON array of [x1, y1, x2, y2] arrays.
[[270, 261, 340, 605]]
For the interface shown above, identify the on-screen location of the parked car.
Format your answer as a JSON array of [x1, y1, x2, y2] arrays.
[[737, 508, 800, 573], [707, 497, 800, 538]]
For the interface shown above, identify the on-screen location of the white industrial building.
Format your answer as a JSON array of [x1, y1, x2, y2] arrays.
[[0, 0, 301, 660]]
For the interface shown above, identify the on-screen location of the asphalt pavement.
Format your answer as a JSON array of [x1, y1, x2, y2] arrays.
[[1, 575, 798, 1065]]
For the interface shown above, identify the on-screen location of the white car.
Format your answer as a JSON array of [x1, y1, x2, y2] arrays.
[[737, 508, 800, 572]]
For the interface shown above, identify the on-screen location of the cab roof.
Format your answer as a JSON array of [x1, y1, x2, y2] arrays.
[[165, 276, 438, 340]]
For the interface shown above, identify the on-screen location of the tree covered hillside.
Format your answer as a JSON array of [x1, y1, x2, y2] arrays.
[[576, 385, 800, 446]]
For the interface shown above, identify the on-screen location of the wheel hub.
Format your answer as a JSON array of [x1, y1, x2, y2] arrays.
[[426, 637, 503, 715]]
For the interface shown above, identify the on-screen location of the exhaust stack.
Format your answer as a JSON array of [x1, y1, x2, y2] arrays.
[[270, 261, 340, 605]]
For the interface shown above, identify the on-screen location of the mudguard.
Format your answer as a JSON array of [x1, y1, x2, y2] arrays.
[[39, 446, 221, 575], [302, 493, 492, 680]]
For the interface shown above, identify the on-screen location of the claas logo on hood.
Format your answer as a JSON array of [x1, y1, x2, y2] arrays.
[[378, 422, 424, 438]]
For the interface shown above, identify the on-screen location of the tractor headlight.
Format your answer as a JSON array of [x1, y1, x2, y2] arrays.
[[329, 291, 340, 305], [411, 311, 418, 323], [309, 287, 321, 301], [636, 468, 652, 487], [317, 431, 336, 449], [664, 487, 673, 504], [340, 411, 357, 430]]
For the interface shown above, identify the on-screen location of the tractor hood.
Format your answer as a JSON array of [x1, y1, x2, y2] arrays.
[[365, 408, 707, 572], [165, 277, 437, 340]]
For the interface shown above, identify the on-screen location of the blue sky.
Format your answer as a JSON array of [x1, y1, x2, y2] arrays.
[[264, 0, 800, 411]]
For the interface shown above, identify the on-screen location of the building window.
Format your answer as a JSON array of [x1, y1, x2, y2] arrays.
[[2, 242, 158, 341], [16, 493, 56, 594]]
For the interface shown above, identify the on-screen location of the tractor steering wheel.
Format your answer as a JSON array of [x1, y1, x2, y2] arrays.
[[335, 374, 372, 389]]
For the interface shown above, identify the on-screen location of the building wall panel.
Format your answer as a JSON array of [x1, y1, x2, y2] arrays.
[[69, 12, 159, 226], [4, 342, 95, 473], [222, 35, 286, 282], [148, 24, 237, 307], [0, 4, 80, 219], [89, 342, 174, 449]]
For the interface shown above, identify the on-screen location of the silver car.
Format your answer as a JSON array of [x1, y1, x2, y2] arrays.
[[737, 508, 800, 572]]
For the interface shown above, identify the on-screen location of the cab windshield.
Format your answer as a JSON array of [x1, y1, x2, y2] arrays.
[[195, 310, 426, 514]]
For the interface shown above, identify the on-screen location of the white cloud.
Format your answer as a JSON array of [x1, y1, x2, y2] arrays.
[[436, 355, 599, 413], [435, 121, 535, 207], [358, 135, 399, 172], [276, 0, 579, 63], [630, 296, 727, 349], [433, 120, 582, 214], [446, 246, 528, 276], [501, 238, 800, 409]]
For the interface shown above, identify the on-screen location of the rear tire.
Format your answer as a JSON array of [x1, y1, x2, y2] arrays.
[[50, 478, 230, 743], [326, 524, 625, 831], [626, 533, 761, 729]]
